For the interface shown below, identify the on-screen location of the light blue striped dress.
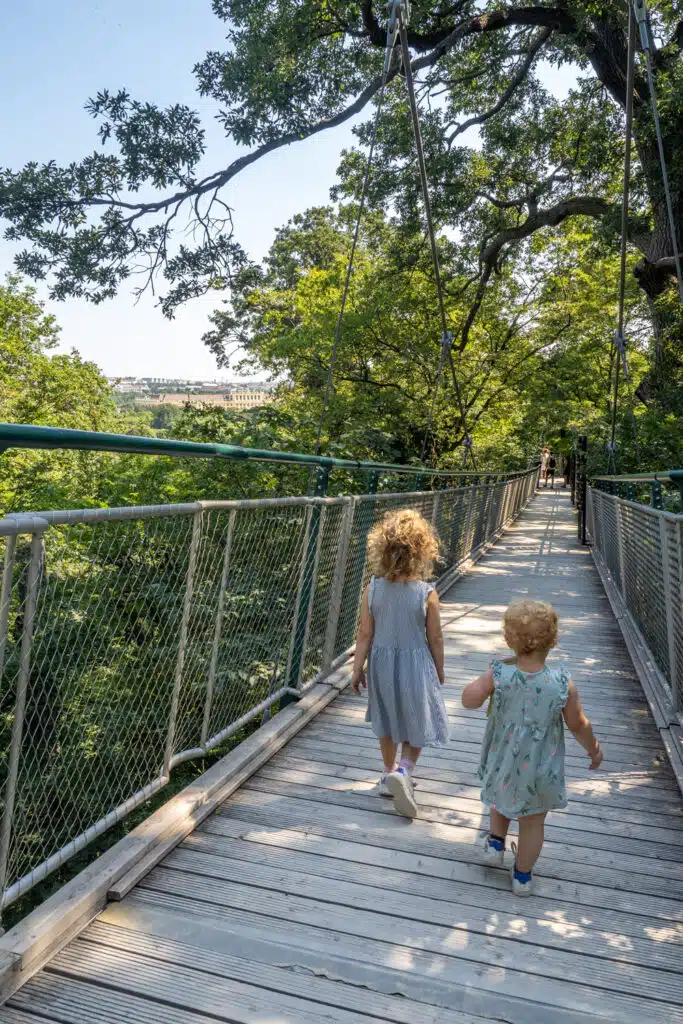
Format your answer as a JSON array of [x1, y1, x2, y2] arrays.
[[365, 576, 449, 748]]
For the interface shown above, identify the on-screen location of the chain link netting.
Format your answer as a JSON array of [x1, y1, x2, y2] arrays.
[[589, 487, 683, 711], [0, 472, 535, 913]]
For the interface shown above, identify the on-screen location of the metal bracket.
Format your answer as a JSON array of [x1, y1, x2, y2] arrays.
[[613, 329, 630, 379], [388, 0, 410, 31], [631, 0, 653, 51]]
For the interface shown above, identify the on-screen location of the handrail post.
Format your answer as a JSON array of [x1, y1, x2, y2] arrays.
[[284, 467, 330, 699], [0, 535, 17, 676], [577, 435, 588, 544], [322, 499, 355, 671], [615, 497, 627, 597], [675, 520, 683, 712], [200, 510, 236, 748], [164, 510, 202, 776], [485, 476, 498, 542], [0, 525, 47, 908], [660, 517, 679, 703]]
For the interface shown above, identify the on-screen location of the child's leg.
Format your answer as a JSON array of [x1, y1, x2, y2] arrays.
[[516, 812, 547, 873], [399, 742, 421, 774], [379, 736, 398, 773], [490, 808, 510, 842]]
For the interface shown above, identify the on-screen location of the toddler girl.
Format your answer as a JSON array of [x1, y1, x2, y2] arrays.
[[351, 508, 448, 819], [462, 599, 602, 895]]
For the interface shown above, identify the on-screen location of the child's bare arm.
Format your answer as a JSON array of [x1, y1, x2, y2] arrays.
[[563, 680, 602, 768], [462, 668, 494, 709], [426, 591, 445, 684], [351, 587, 374, 694]]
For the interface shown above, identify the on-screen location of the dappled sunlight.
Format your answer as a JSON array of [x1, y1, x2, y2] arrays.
[[22, 490, 679, 1023], [646, 924, 683, 942]]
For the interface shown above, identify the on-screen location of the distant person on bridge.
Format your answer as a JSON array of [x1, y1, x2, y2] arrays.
[[351, 508, 448, 820], [539, 447, 550, 487], [461, 599, 602, 895], [546, 452, 556, 489]]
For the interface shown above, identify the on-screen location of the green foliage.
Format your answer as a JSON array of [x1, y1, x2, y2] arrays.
[[0, 278, 128, 514], [1, 0, 682, 350]]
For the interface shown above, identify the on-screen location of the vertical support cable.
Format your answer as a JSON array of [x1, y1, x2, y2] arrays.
[[201, 509, 236, 748], [0, 527, 47, 905], [313, 14, 400, 458], [164, 510, 202, 777], [397, 14, 474, 467], [633, 0, 683, 304], [609, 4, 637, 472]]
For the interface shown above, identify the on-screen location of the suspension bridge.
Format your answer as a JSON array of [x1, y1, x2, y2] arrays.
[[0, 426, 681, 1024]]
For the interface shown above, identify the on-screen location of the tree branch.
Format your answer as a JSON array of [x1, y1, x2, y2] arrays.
[[447, 26, 552, 143], [480, 196, 612, 267]]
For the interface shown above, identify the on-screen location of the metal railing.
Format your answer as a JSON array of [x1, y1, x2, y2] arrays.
[[587, 486, 683, 721], [0, 469, 537, 914], [593, 470, 683, 513]]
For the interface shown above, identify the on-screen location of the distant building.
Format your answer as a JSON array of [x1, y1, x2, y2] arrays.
[[140, 385, 275, 410]]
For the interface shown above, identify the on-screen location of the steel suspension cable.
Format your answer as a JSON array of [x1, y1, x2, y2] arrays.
[[608, 3, 637, 474], [312, 18, 400, 459], [397, 15, 475, 468], [633, 0, 683, 305]]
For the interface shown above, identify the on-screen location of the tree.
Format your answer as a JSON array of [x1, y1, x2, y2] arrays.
[[1, 0, 681, 369], [0, 277, 126, 513], [205, 205, 651, 469]]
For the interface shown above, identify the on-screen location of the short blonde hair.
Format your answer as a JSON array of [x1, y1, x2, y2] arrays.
[[368, 508, 439, 581], [503, 599, 558, 656]]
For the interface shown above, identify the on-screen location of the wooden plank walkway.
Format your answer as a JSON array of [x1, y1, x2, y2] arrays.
[[3, 489, 682, 1024]]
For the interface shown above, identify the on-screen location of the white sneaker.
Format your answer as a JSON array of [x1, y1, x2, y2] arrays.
[[510, 842, 533, 896], [387, 769, 418, 819], [377, 774, 392, 798], [482, 834, 505, 867]]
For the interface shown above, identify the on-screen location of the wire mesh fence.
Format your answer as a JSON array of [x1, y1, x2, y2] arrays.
[[0, 470, 536, 915], [588, 487, 683, 718]]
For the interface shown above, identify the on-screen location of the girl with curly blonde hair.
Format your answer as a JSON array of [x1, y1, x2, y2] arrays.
[[462, 599, 602, 895], [351, 508, 449, 819]]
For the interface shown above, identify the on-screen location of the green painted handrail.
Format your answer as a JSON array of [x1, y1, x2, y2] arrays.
[[0, 423, 524, 478], [592, 471, 683, 484]]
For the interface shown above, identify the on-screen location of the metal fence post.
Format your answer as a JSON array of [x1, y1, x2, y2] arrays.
[[0, 526, 47, 905], [285, 467, 329, 698], [322, 498, 355, 670], [164, 510, 202, 776], [675, 520, 683, 711], [660, 516, 678, 695], [200, 509, 236, 748], [577, 435, 588, 544], [615, 498, 627, 597], [0, 535, 17, 677], [431, 489, 443, 533], [651, 481, 663, 509]]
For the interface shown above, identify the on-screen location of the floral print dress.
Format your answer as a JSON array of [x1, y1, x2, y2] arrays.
[[478, 660, 569, 818]]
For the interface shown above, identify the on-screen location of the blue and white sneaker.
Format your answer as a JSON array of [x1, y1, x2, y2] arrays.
[[483, 834, 505, 867], [510, 842, 533, 896], [387, 767, 418, 819]]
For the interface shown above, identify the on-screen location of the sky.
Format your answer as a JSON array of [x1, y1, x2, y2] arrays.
[[0, 2, 578, 380]]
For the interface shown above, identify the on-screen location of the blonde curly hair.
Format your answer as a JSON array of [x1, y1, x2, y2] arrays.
[[367, 508, 439, 581], [504, 599, 558, 656]]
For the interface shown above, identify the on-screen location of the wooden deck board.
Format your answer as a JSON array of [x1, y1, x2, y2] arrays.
[[3, 489, 682, 1024]]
